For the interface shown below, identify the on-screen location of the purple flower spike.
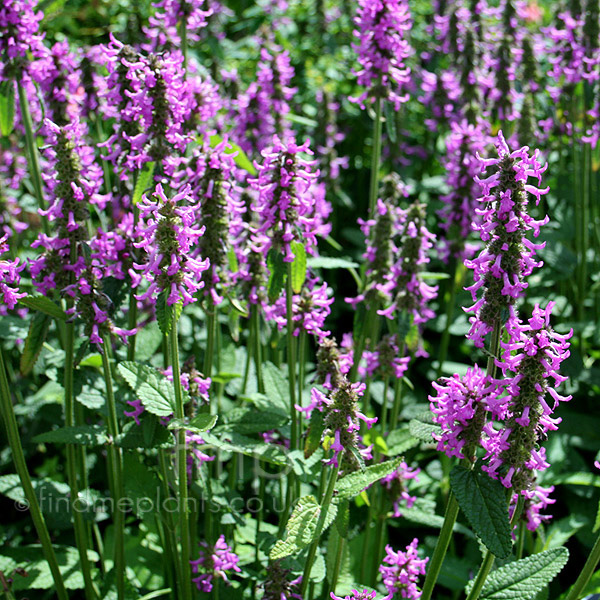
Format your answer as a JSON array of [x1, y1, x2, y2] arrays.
[[0, 236, 25, 311], [380, 538, 428, 599], [331, 591, 392, 600], [190, 535, 240, 593], [351, 0, 413, 110], [464, 131, 549, 349], [134, 183, 209, 307]]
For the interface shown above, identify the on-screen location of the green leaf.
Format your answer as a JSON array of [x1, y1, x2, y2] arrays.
[[202, 431, 288, 466], [209, 133, 256, 175], [0, 315, 30, 341], [335, 499, 350, 539], [469, 548, 569, 600], [290, 241, 307, 293], [307, 256, 359, 270], [270, 495, 337, 560], [19, 295, 67, 321], [267, 249, 286, 303], [384, 100, 397, 143], [450, 465, 512, 559], [155, 289, 183, 335], [33, 425, 109, 446], [305, 408, 324, 459], [335, 457, 403, 499], [117, 361, 176, 417], [115, 418, 172, 449], [20, 313, 51, 375], [262, 362, 291, 415], [219, 406, 286, 434], [0, 545, 99, 590], [409, 412, 441, 443], [132, 161, 156, 205], [167, 414, 218, 434], [0, 80, 15, 137], [385, 427, 420, 456]]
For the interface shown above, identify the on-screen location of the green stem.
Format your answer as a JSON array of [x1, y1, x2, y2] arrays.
[[171, 321, 193, 600], [565, 528, 600, 600], [300, 463, 340, 596], [285, 264, 298, 450], [252, 305, 264, 394], [100, 338, 125, 600], [419, 492, 460, 600], [16, 81, 49, 236], [368, 97, 384, 216], [297, 330, 307, 440], [389, 348, 406, 428], [349, 304, 377, 383], [0, 349, 69, 600], [464, 550, 495, 600], [204, 308, 217, 411], [327, 535, 345, 599]]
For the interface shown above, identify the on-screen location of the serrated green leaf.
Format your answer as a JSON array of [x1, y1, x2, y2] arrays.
[[115, 418, 173, 449], [209, 133, 256, 175], [167, 414, 218, 434], [385, 427, 420, 456], [202, 431, 288, 465], [267, 249, 286, 303], [262, 362, 290, 415], [0, 80, 15, 137], [19, 295, 67, 320], [307, 256, 359, 270], [270, 495, 337, 560], [305, 409, 324, 459], [409, 412, 441, 443], [132, 161, 156, 205], [469, 548, 569, 600], [450, 465, 512, 559], [219, 406, 286, 434], [335, 457, 403, 499], [33, 425, 109, 446], [20, 312, 51, 375], [290, 241, 307, 293], [155, 289, 183, 335], [117, 361, 176, 417], [594, 498, 600, 533]]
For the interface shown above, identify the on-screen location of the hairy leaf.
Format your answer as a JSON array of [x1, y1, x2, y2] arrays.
[[117, 361, 176, 417], [20, 313, 51, 375], [335, 457, 403, 499]]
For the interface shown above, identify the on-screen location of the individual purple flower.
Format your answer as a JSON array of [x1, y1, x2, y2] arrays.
[[331, 591, 391, 600], [190, 535, 241, 592], [0, 236, 25, 310], [250, 136, 320, 263], [429, 365, 498, 460], [133, 183, 209, 307], [463, 131, 549, 349], [351, 0, 413, 110], [363, 334, 410, 380], [379, 538, 428, 599], [146, 0, 212, 50], [381, 461, 420, 517]]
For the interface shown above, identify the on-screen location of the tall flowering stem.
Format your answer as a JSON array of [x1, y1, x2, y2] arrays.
[[369, 98, 384, 216], [0, 347, 69, 600]]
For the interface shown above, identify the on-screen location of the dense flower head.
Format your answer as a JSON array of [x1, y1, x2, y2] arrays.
[[190, 535, 240, 592], [430, 365, 498, 460], [263, 276, 333, 340], [250, 136, 320, 263], [0, 236, 25, 310], [379, 538, 428, 599], [99, 36, 191, 176], [378, 201, 438, 332], [178, 140, 243, 305], [351, 0, 413, 110], [381, 461, 420, 517], [262, 560, 302, 600], [438, 120, 489, 262], [0, 0, 45, 80], [482, 303, 572, 490], [146, 0, 212, 50], [363, 333, 410, 380], [301, 337, 376, 470], [133, 183, 209, 306], [464, 131, 549, 349]]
